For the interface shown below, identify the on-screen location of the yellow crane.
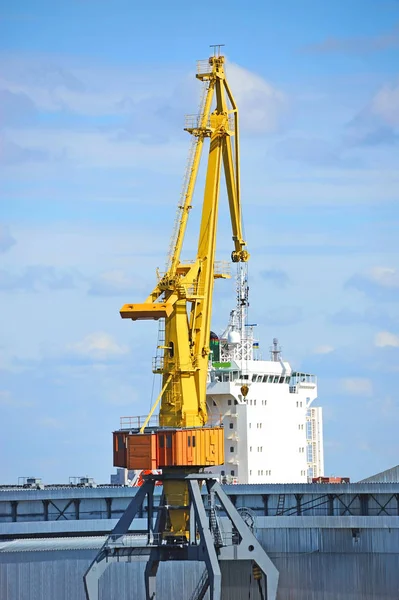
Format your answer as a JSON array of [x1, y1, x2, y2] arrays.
[[117, 50, 249, 539], [85, 49, 279, 600]]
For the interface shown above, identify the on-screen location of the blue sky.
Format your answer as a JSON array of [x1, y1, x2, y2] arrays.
[[1, 0, 399, 483]]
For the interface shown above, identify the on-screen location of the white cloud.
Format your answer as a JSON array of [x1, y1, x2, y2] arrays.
[[313, 345, 334, 355], [0, 265, 79, 292], [37, 416, 63, 429], [227, 62, 288, 133], [88, 269, 144, 297], [368, 267, 399, 288], [0, 54, 288, 136], [103, 383, 140, 407], [67, 332, 128, 360], [345, 266, 399, 300], [375, 331, 399, 348], [0, 390, 13, 405], [0, 55, 179, 117], [0, 224, 16, 253], [260, 268, 290, 288], [0, 390, 33, 407], [340, 377, 373, 396], [371, 82, 399, 127], [7, 127, 187, 171]]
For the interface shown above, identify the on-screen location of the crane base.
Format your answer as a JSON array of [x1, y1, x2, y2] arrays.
[[83, 473, 278, 600]]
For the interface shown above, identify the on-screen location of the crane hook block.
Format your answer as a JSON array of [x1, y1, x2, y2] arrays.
[[120, 303, 173, 321]]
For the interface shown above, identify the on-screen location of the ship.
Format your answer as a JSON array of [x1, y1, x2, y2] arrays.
[[206, 264, 324, 484]]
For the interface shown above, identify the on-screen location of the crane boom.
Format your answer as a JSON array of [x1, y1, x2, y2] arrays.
[[120, 54, 248, 430]]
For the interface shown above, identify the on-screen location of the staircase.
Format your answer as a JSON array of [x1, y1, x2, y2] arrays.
[[189, 568, 209, 600], [209, 505, 223, 547]]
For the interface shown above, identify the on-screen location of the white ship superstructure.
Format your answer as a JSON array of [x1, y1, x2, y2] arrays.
[[206, 265, 324, 484]]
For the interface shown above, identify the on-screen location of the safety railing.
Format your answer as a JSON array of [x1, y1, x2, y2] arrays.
[[214, 260, 231, 278], [184, 113, 210, 130], [119, 413, 224, 430], [108, 532, 163, 547], [178, 281, 205, 298], [120, 415, 159, 430], [184, 114, 235, 133], [196, 59, 212, 75]]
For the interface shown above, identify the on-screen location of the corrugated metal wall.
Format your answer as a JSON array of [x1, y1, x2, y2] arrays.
[[1, 552, 399, 600], [1, 524, 399, 600]]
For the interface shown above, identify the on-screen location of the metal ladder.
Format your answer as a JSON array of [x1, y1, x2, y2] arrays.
[[165, 81, 209, 270], [189, 568, 210, 600], [153, 318, 166, 373], [276, 494, 285, 515]]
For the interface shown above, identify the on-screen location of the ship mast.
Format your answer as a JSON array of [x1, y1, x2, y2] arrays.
[[237, 262, 249, 346]]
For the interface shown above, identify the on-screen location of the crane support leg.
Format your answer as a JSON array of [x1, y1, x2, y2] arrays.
[[208, 478, 279, 600], [144, 493, 166, 600], [189, 479, 222, 600], [83, 481, 153, 600], [83, 474, 278, 600]]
